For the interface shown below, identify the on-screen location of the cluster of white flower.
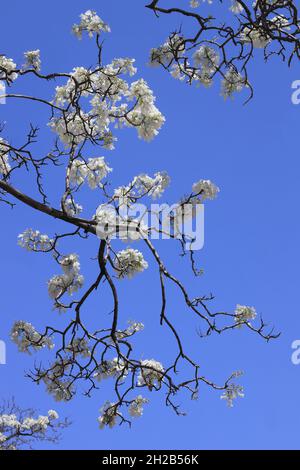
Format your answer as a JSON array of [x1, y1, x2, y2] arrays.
[[72, 10, 110, 39], [54, 59, 135, 107], [138, 359, 164, 390], [48, 111, 95, 147], [62, 197, 83, 217], [192, 179, 219, 201], [94, 204, 118, 239], [221, 68, 245, 99], [241, 26, 271, 49], [112, 171, 169, 209], [93, 358, 127, 382], [134, 172, 170, 199], [230, 1, 244, 14], [113, 185, 135, 209], [241, 14, 290, 49], [98, 402, 121, 429], [0, 409, 59, 446], [54, 67, 93, 105], [221, 384, 244, 407], [189, 0, 244, 13], [150, 34, 185, 68], [18, 229, 53, 252], [48, 410, 59, 420], [52, 85, 164, 147], [271, 14, 291, 30], [126, 79, 166, 141], [192, 45, 220, 87], [46, 380, 74, 402], [114, 248, 148, 279], [115, 321, 144, 340], [11, 321, 54, 353], [151, 34, 245, 96], [48, 253, 84, 300], [49, 43, 165, 146], [40, 359, 74, 402], [0, 55, 18, 82], [66, 338, 91, 358], [129, 395, 148, 418], [234, 304, 257, 327], [23, 50, 41, 71], [69, 157, 112, 189], [104, 57, 138, 78], [0, 139, 10, 176]]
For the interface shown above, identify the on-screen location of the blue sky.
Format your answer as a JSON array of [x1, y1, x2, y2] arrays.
[[0, 0, 300, 450]]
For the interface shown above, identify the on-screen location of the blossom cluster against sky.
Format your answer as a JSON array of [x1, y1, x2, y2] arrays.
[[0, 0, 300, 450]]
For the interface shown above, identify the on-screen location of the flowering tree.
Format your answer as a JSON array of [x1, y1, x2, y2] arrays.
[[148, 0, 300, 101], [0, 399, 68, 450], [0, 8, 279, 430]]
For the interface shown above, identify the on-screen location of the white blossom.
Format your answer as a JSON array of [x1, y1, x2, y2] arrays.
[[98, 402, 121, 429], [113, 185, 135, 209], [85, 157, 112, 189], [0, 414, 20, 428], [150, 34, 185, 68], [18, 229, 53, 252], [221, 384, 244, 407], [45, 379, 74, 402], [240, 13, 290, 49], [95, 204, 118, 240], [138, 359, 164, 390], [23, 50, 41, 71], [48, 112, 95, 147], [72, 10, 110, 39], [235, 304, 257, 327], [134, 172, 170, 199], [193, 46, 219, 74], [114, 248, 148, 279], [103, 57, 137, 77], [129, 395, 148, 418], [192, 179, 219, 200], [47, 410, 59, 420], [230, 1, 244, 14], [62, 197, 83, 217], [22, 415, 49, 432], [0, 138, 10, 176], [66, 338, 91, 358], [221, 68, 245, 99], [60, 253, 80, 276], [50, 61, 164, 147], [11, 321, 54, 354], [190, 0, 200, 8], [69, 160, 87, 186], [0, 56, 18, 82], [39, 359, 74, 402], [48, 254, 84, 300], [271, 15, 290, 31], [241, 26, 271, 49], [54, 67, 93, 105], [0, 408, 59, 447], [93, 358, 127, 382], [115, 321, 144, 340], [127, 79, 166, 141]]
